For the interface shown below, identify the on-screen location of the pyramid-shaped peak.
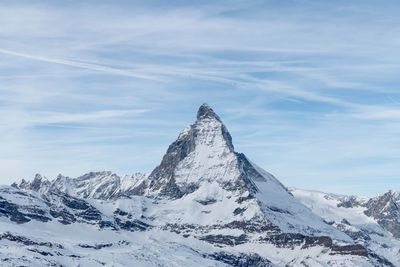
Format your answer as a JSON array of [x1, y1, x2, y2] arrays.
[[196, 103, 221, 121]]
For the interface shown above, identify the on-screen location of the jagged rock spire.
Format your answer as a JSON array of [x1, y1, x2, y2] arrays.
[[197, 103, 221, 121]]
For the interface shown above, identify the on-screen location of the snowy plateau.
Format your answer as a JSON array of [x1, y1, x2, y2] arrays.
[[0, 104, 399, 267]]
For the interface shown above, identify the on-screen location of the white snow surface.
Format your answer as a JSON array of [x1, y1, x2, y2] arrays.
[[290, 187, 400, 266], [152, 114, 351, 240], [173, 117, 239, 186], [0, 185, 379, 267]]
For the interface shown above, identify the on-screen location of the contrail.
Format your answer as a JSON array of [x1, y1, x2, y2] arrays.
[[0, 48, 162, 81]]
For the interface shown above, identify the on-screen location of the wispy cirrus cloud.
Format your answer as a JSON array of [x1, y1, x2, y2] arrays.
[[1, 0, 400, 195], [0, 48, 162, 81]]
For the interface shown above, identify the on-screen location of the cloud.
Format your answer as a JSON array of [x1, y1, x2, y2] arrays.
[[0, 48, 162, 81], [31, 109, 148, 124], [351, 106, 400, 120], [1, 1, 400, 195]]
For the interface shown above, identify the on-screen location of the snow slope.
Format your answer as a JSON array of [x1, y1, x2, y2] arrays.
[[2, 104, 398, 266], [0, 185, 380, 267], [290, 187, 400, 266]]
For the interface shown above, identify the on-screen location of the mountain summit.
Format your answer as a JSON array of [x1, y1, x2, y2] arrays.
[[197, 103, 222, 121], [146, 103, 239, 198]]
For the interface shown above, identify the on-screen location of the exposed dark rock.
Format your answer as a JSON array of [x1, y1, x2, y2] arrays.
[[25, 213, 52, 222], [330, 244, 368, 256], [147, 119, 196, 196], [223, 220, 280, 234], [114, 208, 128, 216], [27, 248, 53, 256], [115, 218, 151, 231], [364, 191, 400, 238], [99, 220, 117, 230], [30, 174, 50, 191], [49, 209, 76, 224], [337, 227, 371, 242], [199, 234, 248, 246], [61, 195, 91, 210], [196, 198, 217, 205], [158, 177, 185, 199], [376, 219, 400, 238], [162, 223, 196, 234], [367, 251, 397, 267], [68, 254, 81, 258], [260, 233, 370, 257], [76, 208, 102, 222], [0, 232, 62, 248], [236, 195, 255, 204], [207, 252, 275, 267], [267, 206, 292, 215], [118, 240, 131, 245], [337, 196, 364, 208], [260, 233, 332, 249], [0, 197, 32, 223], [163, 218, 280, 238], [57, 193, 103, 222], [78, 243, 113, 250], [0, 195, 51, 223], [197, 103, 222, 122], [235, 153, 262, 194], [121, 181, 147, 196], [16, 174, 51, 193], [233, 207, 246, 216], [341, 218, 351, 225], [323, 219, 335, 225]]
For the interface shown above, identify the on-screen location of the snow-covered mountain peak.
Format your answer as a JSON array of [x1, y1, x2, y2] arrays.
[[141, 104, 352, 240], [15, 173, 51, 194], [13, 171, 148, 200], [146, 104, 246, 198], [143, 104, 280, 199]]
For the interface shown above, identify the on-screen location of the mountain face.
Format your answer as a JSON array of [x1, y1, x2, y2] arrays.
[[1, 104, 399, 267], [15, 172, 148, 200], [290, 188, 400, 266], [365, 191, 400, 239]]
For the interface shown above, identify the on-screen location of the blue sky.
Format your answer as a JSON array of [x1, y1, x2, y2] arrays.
[[1, 0, 400, 196]]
